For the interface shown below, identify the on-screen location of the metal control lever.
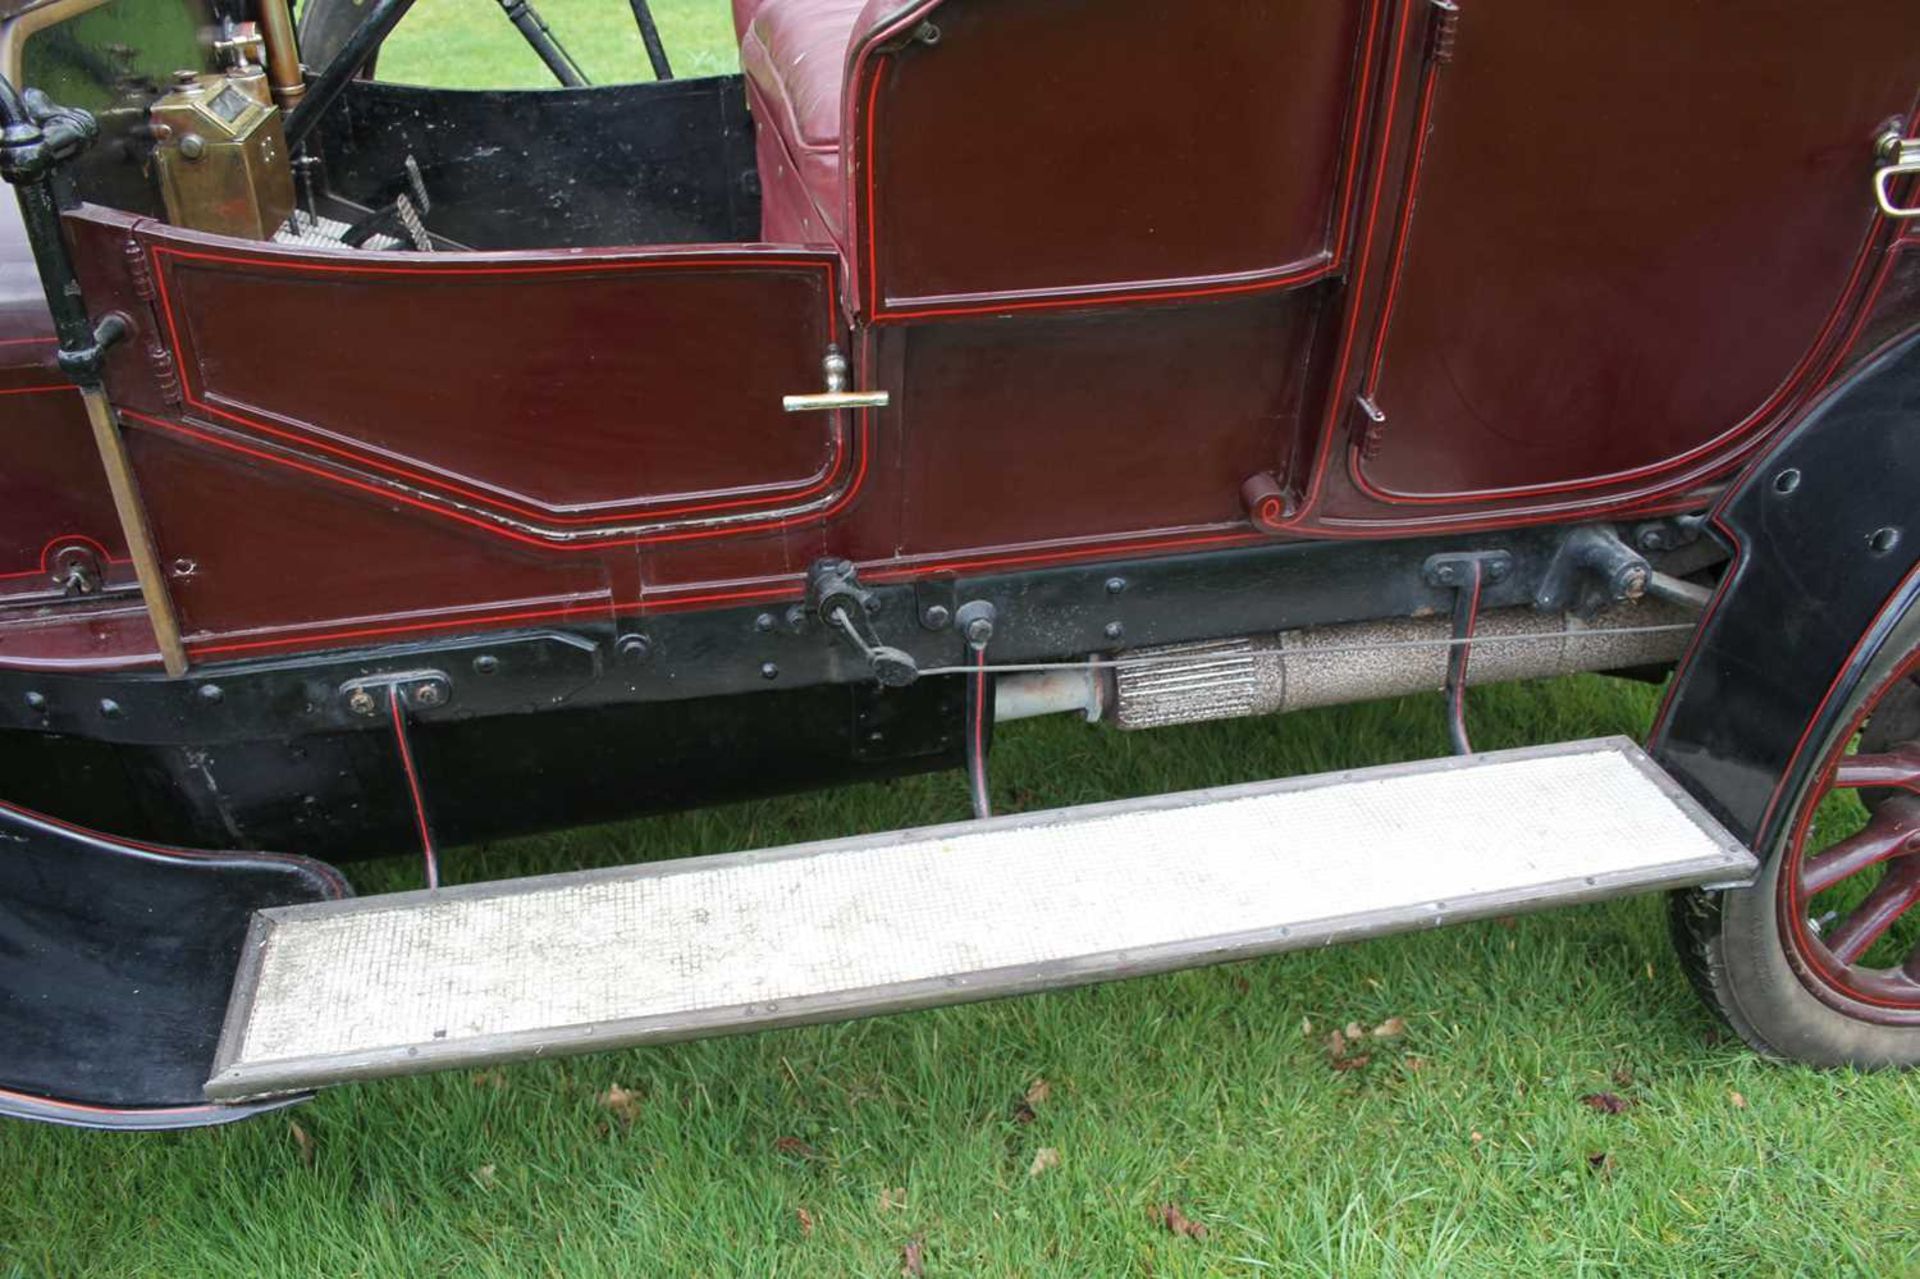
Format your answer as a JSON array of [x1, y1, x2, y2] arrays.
[[807, 558, 919, 688]]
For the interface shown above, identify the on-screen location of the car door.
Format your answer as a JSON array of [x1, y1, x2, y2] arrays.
[[1345, 0, 1919, 511]]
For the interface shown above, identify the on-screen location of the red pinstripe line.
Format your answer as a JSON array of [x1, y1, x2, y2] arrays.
[[190, 600, 616, 656], [121, 404, 873, 551], [389, 691, 439, 888], [1278, 0, 1420, 526], [1359, 45, 1443, 398], [0, 534, 127, 581], [874, 258, 1339, 323], [0, 384, 72, 395]]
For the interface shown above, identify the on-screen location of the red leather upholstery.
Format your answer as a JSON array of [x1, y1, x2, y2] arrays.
[[740, 0, 874, 248]]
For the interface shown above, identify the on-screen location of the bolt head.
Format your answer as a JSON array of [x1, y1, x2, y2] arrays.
[[964, 617, 994, 646], [472, 654, 499, 675], [922, 603, 952, 630], [1104, 621, 1126, 641], [784, 605, 809, 633], [413, 682, 444, 707], [24, 691, 46, 712], [347, 689, 377, 717], [196, 682, 223, 704], [616, 633, 653, 664], [760, 661, 780, 681], [98, 698, 123, 720], [754, 612, 777, 633], [1105, 577, 1128, 596], [178, 133, 206, 160]]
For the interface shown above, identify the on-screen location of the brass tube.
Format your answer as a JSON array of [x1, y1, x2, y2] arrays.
[[81, 389, 189, 677], [256, 0, 306, 113]]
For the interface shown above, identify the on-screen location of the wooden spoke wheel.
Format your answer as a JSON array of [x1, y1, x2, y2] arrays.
[[1780, 667, 1920, 1023], [1674, 622, 1920, 1067]]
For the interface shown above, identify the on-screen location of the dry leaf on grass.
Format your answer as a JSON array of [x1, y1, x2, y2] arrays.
[[878, 1186, 908, 1213], [795, 1207, 815, 1237], [288, 1120, 315, 1167], [1028, 1147, 1061, 1178], [901, 1235, 926, 1277], [1151, 1202, 1208, 1241], [1345, 1021, 1366, 1041], [1729, 1090, 1747, 1109], [775, 1136, 822, 1160], [1025, 1077, 1053, 1106], [596, 1084, 642, 1125], [1579, 1092, 1634, 1115], [470, 1070, 505, 1090], [473, 1164, 496, 1187], [1372, 1017, 1407, 1039]]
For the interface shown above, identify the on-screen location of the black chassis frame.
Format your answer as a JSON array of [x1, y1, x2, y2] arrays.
[[0, 518, 1701, 858]]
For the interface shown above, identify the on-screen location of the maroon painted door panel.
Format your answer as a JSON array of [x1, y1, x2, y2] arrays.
[[1355, 0, 1920, 502], [137, 228, 847, 541], [855, 0, 1374, 319]]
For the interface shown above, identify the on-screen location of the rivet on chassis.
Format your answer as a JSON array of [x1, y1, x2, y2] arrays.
[[411, 681, 444, 708], [346, 689, 378, 717], [616, 633, 653, 664]]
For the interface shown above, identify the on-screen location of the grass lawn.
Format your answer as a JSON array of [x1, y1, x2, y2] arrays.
[[6, 6, 1920, 1276]]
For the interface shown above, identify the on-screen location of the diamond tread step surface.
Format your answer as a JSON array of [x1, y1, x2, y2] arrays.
[[207, 738, 1754, 1100]]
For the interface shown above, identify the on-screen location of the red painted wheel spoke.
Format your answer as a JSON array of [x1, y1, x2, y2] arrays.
[[1833, 743, 1920, 794], [1822, 858, 1920, 968], [1801, 802, 1920, 896]]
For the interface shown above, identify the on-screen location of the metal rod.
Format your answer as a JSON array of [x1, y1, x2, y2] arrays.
[[284, 0, 420, 151], [627, 0, 673, 80], [256, 0, 308, 113], [1443, 559, 1486, 756], [0, 76, 188, 677], [495, 0, 589, 87], [82, 390, 189, 677]]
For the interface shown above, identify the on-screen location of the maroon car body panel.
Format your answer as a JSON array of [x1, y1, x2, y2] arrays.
[[0, 0, 1916, 669]]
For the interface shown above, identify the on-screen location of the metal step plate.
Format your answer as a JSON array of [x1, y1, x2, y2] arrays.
[[207, 738, 1754, 1100]]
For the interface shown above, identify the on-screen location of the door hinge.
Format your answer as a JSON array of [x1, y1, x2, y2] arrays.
[[1352, 394, 1389, 460], [122, 236, 183, 405], [1426, 0, 1461, 64]]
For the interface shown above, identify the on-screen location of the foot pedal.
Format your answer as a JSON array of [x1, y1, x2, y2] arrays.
[[0, 802, 347, 1128], [207, 738, 1754, 1100]]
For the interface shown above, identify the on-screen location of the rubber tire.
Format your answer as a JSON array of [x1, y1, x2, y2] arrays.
[[1670, 613, 1920, 1069]]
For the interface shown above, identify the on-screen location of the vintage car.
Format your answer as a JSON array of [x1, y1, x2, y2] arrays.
[[0, 0, 1915, 1129]]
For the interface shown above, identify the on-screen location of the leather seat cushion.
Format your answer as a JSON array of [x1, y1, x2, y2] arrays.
[[740, 0, 870, 247]]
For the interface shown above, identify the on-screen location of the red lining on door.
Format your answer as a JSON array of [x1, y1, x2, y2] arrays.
[[853, 0, 1388, 322], [146, 242, 856, 530]]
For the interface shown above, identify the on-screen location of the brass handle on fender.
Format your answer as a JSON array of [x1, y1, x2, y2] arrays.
[[783, 345, 890, 413], [1874, 131, 1920, 220]]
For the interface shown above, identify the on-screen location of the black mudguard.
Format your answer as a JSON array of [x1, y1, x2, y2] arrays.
[[0, 800, 348, 1129], [1651, 330, 1920, 852]]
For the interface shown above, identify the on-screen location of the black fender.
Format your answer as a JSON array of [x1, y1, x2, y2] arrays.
[[1650, 329, 1920, 853], [0, 801, 347, 1129]]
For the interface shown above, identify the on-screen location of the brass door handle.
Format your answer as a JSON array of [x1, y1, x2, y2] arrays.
[[1874, 131, 1920, 220], [783, 346, 890, 413]]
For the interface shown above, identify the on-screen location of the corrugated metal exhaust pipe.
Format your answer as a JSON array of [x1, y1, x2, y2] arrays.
[[994, 600, 1694, 729]]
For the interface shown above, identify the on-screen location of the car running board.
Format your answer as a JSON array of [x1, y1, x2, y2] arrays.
[[206, 738, 1755, 1102]]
